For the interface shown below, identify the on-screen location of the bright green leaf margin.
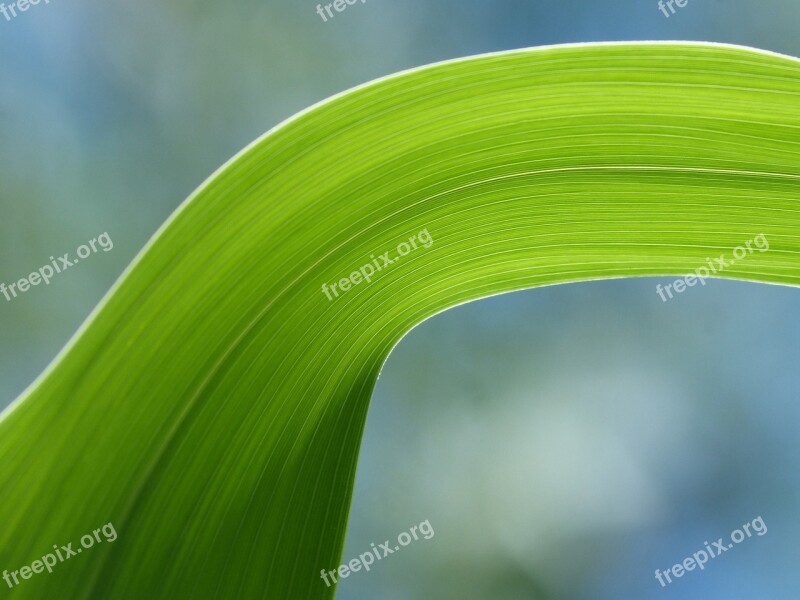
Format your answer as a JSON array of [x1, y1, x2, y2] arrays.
[[1, 42, 799, 599]]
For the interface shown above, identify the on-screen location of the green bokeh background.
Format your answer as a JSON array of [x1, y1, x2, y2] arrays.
[[1, 0, 799, 598]]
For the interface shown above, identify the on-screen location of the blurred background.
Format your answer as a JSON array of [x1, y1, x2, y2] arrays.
[[1, 0, 799, 598]]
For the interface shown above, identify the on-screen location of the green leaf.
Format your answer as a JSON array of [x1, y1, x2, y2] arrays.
[[1, 42, 799, 599]]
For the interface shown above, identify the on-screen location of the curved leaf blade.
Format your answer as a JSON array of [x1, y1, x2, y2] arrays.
[[1, 42, 799, 599]]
